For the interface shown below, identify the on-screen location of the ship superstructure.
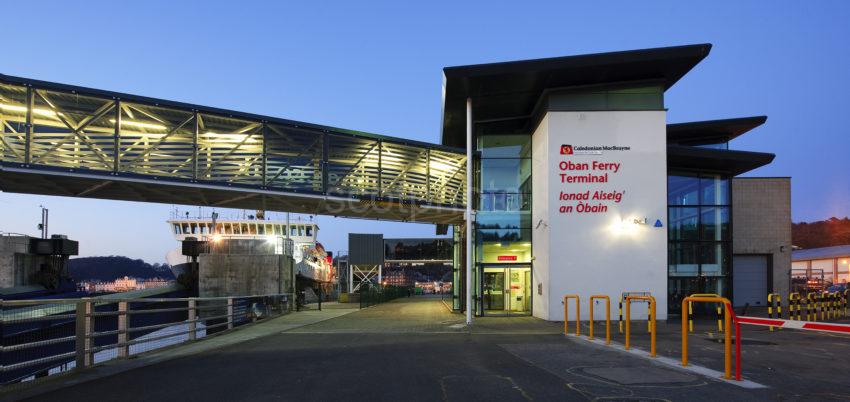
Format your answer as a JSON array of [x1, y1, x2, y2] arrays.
[[166, 213, 333, 283]]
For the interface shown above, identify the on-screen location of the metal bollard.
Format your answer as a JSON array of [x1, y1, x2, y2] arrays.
[[789, 292, 801, 320], [844, 289, 850, 317], [807, 293, 817, 321], [589, 295, 611, 345], [767, 293, 781, 331], [618, 297, 623, 334], [563, 295, 580, 336], [625, 295, 656, 357]]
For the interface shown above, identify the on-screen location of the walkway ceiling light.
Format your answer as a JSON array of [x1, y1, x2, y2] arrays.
[[109, 118, 167, 131], [0, 102, 58, 117]]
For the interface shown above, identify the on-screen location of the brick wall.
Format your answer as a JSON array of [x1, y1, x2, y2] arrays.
[[732, 178, 792, 299]]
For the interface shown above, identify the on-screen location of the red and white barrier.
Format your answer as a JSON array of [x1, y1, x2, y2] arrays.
[[736, 316, 850, 335]]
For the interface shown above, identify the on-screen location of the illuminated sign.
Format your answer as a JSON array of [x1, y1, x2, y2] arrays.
[[497, 255, 518, 261]]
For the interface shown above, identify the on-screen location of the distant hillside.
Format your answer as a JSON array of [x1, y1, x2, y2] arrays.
[[793, 217, 850, 249], [69, 256, 175, 282]]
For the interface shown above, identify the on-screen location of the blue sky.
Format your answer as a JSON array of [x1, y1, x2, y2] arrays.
[[1, 1, 848, 263]]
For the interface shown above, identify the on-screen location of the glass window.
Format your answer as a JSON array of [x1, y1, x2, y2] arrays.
[[476, 229, 532, 264], [173, 224, 180, 234], [478, 192, 530, 212], [701, 175, 729, 205], [478, 135, 530, 158], [668, 243, 699, 276], [305, 226, 313, 236], [700, 243, 728, 276], [290, 225, 297, 236], [480, 159, 531, 193], [476, 211, 531, 230], [668, 175, 700, 205], [700, 207, 730, 241], [668, 207, 699, 241]]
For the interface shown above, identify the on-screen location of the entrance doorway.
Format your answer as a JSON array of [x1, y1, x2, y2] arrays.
[[482, 265, 531, 316]]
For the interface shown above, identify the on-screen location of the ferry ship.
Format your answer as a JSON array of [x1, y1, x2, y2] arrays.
[[165, 211, 334, 283]]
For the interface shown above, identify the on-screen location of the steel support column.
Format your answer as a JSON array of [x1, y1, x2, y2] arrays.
[[465, 97, 473, 325], [192, 111, 199, 180], [113, 100, 121, 172], [261, 123, 268, 186], [24, 86, 33, 164]]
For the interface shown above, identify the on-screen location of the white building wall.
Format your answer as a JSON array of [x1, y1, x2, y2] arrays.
[[532, 111, 668, 321]]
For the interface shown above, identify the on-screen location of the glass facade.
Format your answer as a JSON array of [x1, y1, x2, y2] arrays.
[[474, 133, 533, 315], [667, 172, 732, 313]]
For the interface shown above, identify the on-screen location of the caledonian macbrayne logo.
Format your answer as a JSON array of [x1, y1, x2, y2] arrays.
[[560, 144, 573, 155]]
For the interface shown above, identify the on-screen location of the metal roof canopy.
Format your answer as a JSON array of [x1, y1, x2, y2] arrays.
[[666, 145, 774, 176], [667, 116, 768, 146], [792, 245, 850, 262], [441, 44, 713, 147]]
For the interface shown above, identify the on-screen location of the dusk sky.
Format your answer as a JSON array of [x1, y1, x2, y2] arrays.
[[1, 1, 848, 263]]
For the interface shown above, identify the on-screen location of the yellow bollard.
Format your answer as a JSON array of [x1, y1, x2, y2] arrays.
[[589, 295, 611, 345], [844, 289, 850, 317], [767, 293, 781, 331], [789, 292, 801, 320], [682, 296, 732, 380], [807, 293, 817, 321], [563, 295, 580, 336], [625, 295, 656, 357]]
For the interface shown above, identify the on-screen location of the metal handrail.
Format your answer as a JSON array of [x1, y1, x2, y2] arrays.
[[1, 292, 292, 384]]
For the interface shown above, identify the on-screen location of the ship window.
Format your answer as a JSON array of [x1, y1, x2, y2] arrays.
[[173, 224, 180, 234], [274, 225, 282, 235], [290, 225, 297, 236], [241, 223, 250, 234], [257, 224, 265, 235], [305, 226, 313, 236], [199, 224, 207, 235], [214, 223, 223, 234], [181, 223, 190, 234], [224, 223, 233, 235], [298, 225, 304, 236]]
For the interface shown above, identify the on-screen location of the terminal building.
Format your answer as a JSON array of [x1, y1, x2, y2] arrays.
[[440, 44, 791, 319], [0, 43, 792, 321]]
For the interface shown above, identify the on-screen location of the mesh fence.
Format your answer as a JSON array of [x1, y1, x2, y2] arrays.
[[359, 285, 412, 308]]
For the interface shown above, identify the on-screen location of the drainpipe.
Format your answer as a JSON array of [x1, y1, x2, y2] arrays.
[[466, 97, 473, 325]]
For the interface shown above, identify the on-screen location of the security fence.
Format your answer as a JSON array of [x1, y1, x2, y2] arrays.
[[1, 293, 291, 390], [359, 285, 412, 308]]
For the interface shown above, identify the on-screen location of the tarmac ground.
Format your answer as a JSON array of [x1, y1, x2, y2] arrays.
[[6, 295, 850, 401]]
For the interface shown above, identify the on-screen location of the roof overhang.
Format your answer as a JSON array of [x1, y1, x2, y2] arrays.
[[442, 44, 713, 147], [667, 145, 775, 176], [667, 116, 767, 145]]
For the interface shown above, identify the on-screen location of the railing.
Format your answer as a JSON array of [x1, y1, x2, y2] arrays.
[[1, 293, 291, 389], [359, 285, 412, 308]]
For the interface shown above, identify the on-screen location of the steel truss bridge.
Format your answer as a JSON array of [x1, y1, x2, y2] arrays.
[[0, 74, 466, 223]]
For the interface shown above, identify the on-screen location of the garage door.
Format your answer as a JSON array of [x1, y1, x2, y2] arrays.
[[733, 255, 768, 307]]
